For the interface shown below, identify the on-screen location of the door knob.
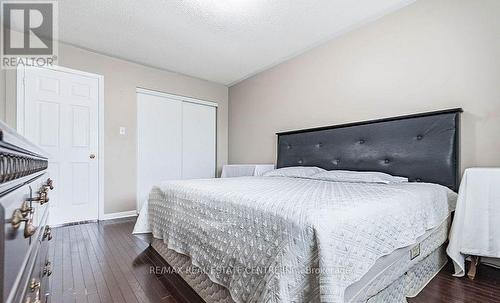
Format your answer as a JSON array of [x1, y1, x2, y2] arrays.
[[89, 154, 96, 159]]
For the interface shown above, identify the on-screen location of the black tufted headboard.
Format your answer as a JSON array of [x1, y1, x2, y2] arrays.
[[276, 108, 463, 191]]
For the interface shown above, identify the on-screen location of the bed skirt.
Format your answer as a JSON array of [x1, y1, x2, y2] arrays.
[[151, 238, 447, 303]]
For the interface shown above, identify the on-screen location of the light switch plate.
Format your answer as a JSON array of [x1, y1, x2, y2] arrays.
[[119, 127, 126, 135]]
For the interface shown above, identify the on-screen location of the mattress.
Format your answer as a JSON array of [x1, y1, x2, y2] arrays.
[[366, 243, 448, 303], [346, 215, 451, 302], [151, 215, 450, 303], [138, 176, 456, 302]]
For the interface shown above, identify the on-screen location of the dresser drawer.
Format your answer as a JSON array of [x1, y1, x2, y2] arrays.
[[1, 173, 53, 303], [8, 208, 50, 303], [22, 224, 52, 303], [38, 225, 52, 303]]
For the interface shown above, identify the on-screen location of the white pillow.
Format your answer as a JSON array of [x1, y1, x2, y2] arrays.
[[310, 170, 408, 184], [262, 166, 325, 178]]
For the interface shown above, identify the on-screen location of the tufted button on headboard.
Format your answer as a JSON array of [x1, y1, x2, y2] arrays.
[[276, 108, 462, 191]]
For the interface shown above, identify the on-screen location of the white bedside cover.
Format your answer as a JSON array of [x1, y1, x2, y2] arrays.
[[447, 168, 500, 276]]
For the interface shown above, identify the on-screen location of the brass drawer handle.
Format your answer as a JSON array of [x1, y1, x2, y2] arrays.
[[19, 201, 33, 217], [9, 208, 37, 238], [24, 290, 41, 303], [9, 209, 26, 229], [27, 280, 42, 303], [26, 190, 49, 205], [30, 279, 41, 292], [43, 225, 52, 241], [43, 178, 54, 190], [43, 261, 52, 276], [24, 219, 37, 238]]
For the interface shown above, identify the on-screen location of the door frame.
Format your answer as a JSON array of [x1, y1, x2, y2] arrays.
[[135, 87, 218, 211], [16, 64, 105, 221], [136, 87, 219, 107]]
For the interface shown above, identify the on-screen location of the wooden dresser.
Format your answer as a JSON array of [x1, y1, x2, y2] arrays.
[[0, 121, 53, 303]]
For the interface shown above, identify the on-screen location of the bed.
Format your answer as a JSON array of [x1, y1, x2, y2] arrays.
[[134, 108, 463, 303]]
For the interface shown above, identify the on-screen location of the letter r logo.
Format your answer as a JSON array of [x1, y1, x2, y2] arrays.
[[2, 2, 54, 55]]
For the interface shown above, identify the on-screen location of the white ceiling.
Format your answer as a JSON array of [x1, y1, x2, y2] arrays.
[[58, 0, 415, 85]]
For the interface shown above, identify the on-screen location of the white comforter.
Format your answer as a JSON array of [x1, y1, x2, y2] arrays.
[[134, 176, 456, 303]]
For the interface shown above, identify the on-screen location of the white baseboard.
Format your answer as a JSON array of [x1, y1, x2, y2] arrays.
[[100, 210, 138, 221]]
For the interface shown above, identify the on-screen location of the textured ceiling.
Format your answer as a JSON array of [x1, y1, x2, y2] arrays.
[[58, 0, 415, 85]]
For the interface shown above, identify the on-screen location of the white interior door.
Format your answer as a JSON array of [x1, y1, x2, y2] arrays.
[[136, 92, 182, 210], [182, 102, 216, 179], [21, 67, 99, 225]]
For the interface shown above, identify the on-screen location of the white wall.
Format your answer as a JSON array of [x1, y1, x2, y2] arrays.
[[228, 0, 500, 172], [1, 42, 228, 214]]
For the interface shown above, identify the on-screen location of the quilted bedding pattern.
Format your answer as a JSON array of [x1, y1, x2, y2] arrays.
[[151, 213, 450, 303], [145, 176, 455, 303]]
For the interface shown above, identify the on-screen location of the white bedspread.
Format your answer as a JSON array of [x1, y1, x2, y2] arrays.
[[134, 176, 456, 303]]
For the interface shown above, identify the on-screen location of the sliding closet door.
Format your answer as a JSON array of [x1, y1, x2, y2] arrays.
[[137, 92, 182, 209], [182, 102, 216, 179]]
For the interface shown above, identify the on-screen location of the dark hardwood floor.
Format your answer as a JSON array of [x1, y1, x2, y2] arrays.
[[49, 218, 500, 303]]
